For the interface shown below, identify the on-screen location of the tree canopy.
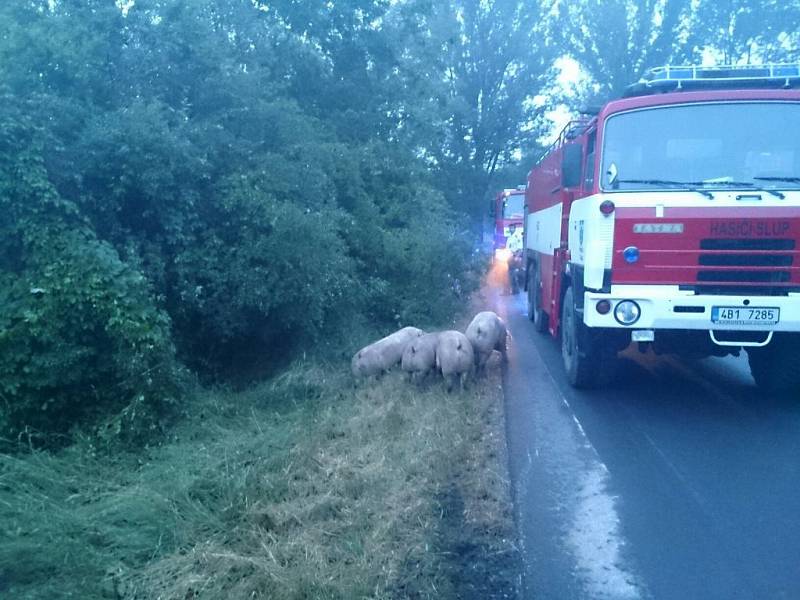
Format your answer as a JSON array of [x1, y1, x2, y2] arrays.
[[556, 0, 800, 102]]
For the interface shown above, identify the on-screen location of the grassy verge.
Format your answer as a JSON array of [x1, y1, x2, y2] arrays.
[[0, 359, 518, 599]]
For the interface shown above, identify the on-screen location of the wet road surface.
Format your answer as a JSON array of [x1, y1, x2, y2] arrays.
[[489, 288, 800, 600]]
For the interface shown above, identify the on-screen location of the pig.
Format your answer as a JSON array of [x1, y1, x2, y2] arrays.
[[401, 332, 441, 384], [465, 311, 507, 375], [435, 330, 474, 392], [351, 326, 425, 378]]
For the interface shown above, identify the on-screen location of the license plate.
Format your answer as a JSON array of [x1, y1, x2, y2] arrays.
[[711, 306, 780, 325]]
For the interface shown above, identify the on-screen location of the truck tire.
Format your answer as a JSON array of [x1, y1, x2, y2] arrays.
[[747, 334, 800, 394], [510, 264, 521, 294], [527, 263, 548, 333], [561, 285, 618, 388], [561, 286, 599, 388]]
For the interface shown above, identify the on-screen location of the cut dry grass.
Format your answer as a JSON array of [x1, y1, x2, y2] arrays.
[[0, 361, 518, 599]]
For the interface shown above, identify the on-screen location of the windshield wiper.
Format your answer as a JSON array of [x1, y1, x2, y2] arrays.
[[614, 179, 714, 199], [702, 180, 785, 200], [753, 176, 800, 184]]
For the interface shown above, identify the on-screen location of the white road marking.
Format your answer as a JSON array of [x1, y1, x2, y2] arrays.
[[541, 351, 645, 599], [498, 292, 647, 598], [566, 464, 642, 599]]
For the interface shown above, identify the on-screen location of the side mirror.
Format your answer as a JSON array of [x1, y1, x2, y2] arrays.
[[562, 144, 583, 188]]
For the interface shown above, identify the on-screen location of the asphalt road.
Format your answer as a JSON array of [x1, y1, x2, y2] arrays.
[[487, 284, 800, 600]]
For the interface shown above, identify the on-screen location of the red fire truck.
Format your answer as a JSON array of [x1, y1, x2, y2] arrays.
[[493, 188, 525, 258], [523, 64, 800, 391]]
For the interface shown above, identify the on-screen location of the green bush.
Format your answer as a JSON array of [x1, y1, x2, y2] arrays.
[[169, 170, 360, 371], [0, 231, 182, 446], [339, 142, 482, 329], [0, 120, 182, 446]]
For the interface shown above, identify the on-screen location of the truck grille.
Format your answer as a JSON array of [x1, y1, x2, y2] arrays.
[[696, 238, 796, 295]]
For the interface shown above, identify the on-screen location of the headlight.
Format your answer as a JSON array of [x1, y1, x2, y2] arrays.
[[614, 300, 641, 326], [495, 248, 512, 262]]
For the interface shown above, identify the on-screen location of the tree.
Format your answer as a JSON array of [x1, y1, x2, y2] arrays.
[[412, 0, 552, 224], [557, 0, 694, 100], [688, 0, 800, 64]]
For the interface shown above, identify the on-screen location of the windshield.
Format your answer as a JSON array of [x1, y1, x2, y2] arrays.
[[601, 102, 800, 191], [503, 194, 525, 219]]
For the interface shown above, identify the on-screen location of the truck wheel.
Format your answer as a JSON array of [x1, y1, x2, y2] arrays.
[[561, 286, 598, 388], [510, 265, 520, 294], [747, 334, 800, 394], [527, 263, 548, 333], [560, 286, 618, 388]]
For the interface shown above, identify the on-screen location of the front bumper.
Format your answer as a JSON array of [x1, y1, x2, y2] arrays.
[[583, 285, 800, 332]]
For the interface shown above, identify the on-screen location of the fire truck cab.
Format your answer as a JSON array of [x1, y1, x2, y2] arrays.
[[493, 188, 525, 257], [524, 64, 800, 391]]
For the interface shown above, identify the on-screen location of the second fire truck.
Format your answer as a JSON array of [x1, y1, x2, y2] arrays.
[[493, 188, 525, 258], [523, 64, 800, 391]]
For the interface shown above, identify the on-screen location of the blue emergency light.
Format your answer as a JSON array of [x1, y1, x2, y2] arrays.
[[624, 63, 800, 97]]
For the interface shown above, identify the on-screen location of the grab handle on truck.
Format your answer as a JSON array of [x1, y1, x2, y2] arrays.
[[709, 330, 773, 347]]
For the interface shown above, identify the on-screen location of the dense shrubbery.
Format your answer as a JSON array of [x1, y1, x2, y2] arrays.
[[0, 1, 480, 444], [0, 106, 182, 444]]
